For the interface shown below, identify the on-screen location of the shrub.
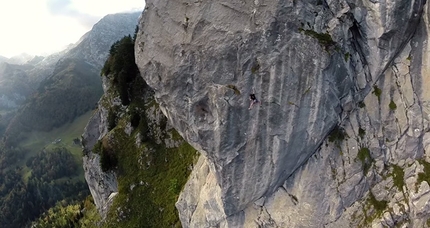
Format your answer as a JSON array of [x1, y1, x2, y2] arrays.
[[372, 85, 382, 100], [389, 100, 397, 110], [100, 145, 117, 172]]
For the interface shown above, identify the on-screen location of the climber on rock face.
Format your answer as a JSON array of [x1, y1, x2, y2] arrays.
[[249, 93, 260, 109]]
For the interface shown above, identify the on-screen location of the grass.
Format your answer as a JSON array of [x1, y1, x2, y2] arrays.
[[416, 159, 430, 191], [21, 110, 93, 157], [19, 110, 94, 182], [357, 147, 373, 175], [299, 28, 335, 47], [365, 191, 388, 223], [344, 52, 350, 62], [100, 97, 199, 228], [104, 126, 198, 228], [391, 165, 405, 191]]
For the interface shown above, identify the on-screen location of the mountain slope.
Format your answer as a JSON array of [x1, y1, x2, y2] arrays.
[[0, 62, 34, 110], [66, 12, 141, 68], [0, 11, 141, 228], [3, 12, 140, 146], [5, 59, 101, 141]]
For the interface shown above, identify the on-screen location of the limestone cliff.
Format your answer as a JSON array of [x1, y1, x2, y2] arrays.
[[135, 0, 430, 227], [82, 35, 198, 226], [82, 76, 118, 218]]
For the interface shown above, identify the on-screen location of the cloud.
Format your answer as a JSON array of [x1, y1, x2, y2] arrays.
[[0, 0, 144, 57], [46, 0, 72, 14], [46, 0, 99, 29]]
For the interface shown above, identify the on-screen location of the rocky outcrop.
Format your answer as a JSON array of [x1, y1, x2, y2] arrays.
[[135, 0, 430, 227], [82, 77, 118, 218]]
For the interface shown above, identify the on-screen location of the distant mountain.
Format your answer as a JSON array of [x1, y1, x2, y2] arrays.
[[26, 55, 44, 65], [7, 53, 34, 65], [4, 11, 140, 146], [66, 12, 141, 68], [0, 11, 142, 228], [0, 62, 34, 109], [0, 56, 8, 63], [5, 58, 101, 142]]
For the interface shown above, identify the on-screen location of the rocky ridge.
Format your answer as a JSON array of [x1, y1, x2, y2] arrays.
[[135, 0, 430, 227]]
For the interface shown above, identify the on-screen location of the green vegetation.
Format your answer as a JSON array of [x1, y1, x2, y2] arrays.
[[99, 139, 118, 172], [328, 126, 347, 144], [226, 84, 241, 95], [251, 60, 260, 73], [344, 52, 350, 61], [357, 147, 373, 175], [20, 110, 92, 160], [406, 55, 412, 61], [103, 126, 197, 228], [417, 159, 430, 191], [0, 109, 93, 227], [32, 196, 100, 228], [107, 108, 118, 131], [101, 35, 139, 105], [94, 36, 199, 227], [358, 101, 366, 108], [389, 100, 397, 110], [0, 147, 89, 227], [391, 164, 405, 191], [5, 59, 102, 147], [358, 190, 389, 226], [358, 127, 366, 140], [0, 48, 100, 227], [366, 191, 388, 220], [299, 28, 335, 48], [372, 85, 382, 101]]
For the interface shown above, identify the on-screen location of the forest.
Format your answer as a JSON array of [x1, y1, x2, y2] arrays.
[[0, 146, 89, 227]]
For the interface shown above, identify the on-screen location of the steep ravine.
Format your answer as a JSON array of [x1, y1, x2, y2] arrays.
[[134, 0, 430, 227]]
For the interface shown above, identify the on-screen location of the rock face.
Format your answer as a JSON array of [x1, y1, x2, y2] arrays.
[[135, 0, 430, 227], [82, 77, 118, 218], [78, 12, 140, 219]]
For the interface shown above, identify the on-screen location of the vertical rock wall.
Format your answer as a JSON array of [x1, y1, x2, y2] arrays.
[[82, 77, 118, 219], [135, 0, 429, 227]]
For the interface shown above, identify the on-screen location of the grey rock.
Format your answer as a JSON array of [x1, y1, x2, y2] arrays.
[[82, 151, 118, 218], [134, 0, 430, 227], [82, 96, 118, 218]]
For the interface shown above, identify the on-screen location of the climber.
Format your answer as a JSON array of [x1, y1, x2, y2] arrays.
[[249, 93, 260, 109]]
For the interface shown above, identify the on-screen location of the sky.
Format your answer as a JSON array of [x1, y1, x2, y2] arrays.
[[0, 0, 145, 58]]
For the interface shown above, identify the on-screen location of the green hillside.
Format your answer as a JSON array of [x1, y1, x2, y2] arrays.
[[4, 58, 102, 146], [0, 59, 101, 227]]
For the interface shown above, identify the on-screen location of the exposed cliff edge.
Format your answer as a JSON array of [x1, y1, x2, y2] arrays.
[[82, 76, 118, 218], [82, 36, 198, 226], [135, 0, 430, 227]]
